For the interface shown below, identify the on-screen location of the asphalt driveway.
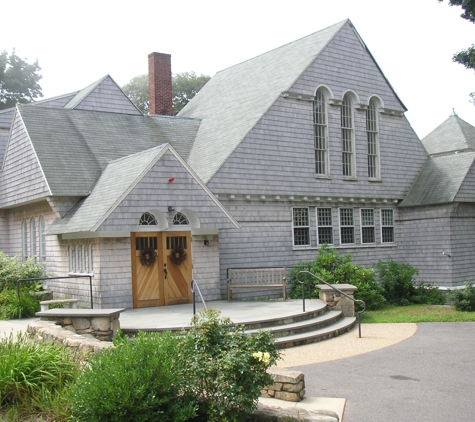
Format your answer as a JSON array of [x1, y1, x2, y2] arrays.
[[290, 322, 475, 422]]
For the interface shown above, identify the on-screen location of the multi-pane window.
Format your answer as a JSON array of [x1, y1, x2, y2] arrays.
[[381, 209, 395, 243], [30, 218, 36, 262], [341, 94, 355, 177], [39, 216, 46, 263], [361, 209, 375, 244], [21, 219, 28, 263], [367, 98, 380, 178], [139, 212, 158, 225], [317, 208, 333, 245], [293, 208, 310, 247], [339, 208, 355, 244], [314, 89, 328, 175], [173, 212, 189, 225], [69, 244, 94, 273]]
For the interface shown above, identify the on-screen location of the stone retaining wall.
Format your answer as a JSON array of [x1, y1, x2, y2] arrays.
[[262, 368, 305, 402]]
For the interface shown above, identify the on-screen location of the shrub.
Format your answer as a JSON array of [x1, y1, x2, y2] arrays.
[[68, 330, 197, 422], [451, 281, 475, 312], [178, 308, 280, 422], [288, 245, 386, 310], [0, 252, 47, 292], [0, 331, 80, 419], [0, 287, 41, 319]]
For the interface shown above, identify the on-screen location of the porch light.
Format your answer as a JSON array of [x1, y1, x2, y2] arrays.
[[168, 206, 175, 213]]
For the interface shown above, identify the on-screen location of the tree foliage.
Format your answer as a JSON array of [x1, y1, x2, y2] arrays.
[[121, 71, 210, 115], [440, 0, 475, 101], [0, 49, 43, 110]]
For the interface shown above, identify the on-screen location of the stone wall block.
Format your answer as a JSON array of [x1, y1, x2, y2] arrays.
[[282, 380, 305, 393], [274, 391, 301, 402], [91, 317, 111, 332], [72, 317, 91, 330]]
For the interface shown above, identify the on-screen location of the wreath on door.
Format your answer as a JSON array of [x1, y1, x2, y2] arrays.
[[139, 248, 157, 266], [170, 245, 187, 265]]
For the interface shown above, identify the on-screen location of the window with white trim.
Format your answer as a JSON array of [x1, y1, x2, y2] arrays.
[[314, 89, 328, 175], [173, 212, 189, 225], [367, 98, 380, 178], [39, 216, 46, 263], [341, 94, 355, 177], [339, 208, 355, 244], [361, 209, 375, 244], [381, 209, 394, 243], [68, 244, 94, 273], [292, 208, 310, 247], [21, 219, 28, 263], [139, 212, 158, 225], [317, 208, 333, 245], [30, 218, 36, 262]]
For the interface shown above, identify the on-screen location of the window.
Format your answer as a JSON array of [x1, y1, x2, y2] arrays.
[[341, 94, 355, 177], [139, 212, 158, 225], [339, 208, 355, 244], [68, 244, 94, 273], [317, 208, 333, 245], [361, 209, 375, 244], [21, 219, 28, 262], [314, 89, 328, 175], [69, 246, 75, 272], [381, 209, 394, 243], [39, 216, 46, 262], [292, 208, 310, 247], [173, 212, 189, 225], [30, 218, 36, 262], [367, 98, 380, 178]]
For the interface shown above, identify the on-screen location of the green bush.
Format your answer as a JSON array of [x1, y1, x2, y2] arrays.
[[0, 332, 79, 419], [69, 330, 197, 422], [375, 257, 444, 306], [288, 245, 386, 310], [0, 287, 41, 319], [451, 281, 475, 312], [178, 308, 280, 422], [0, 252, 47, 292]]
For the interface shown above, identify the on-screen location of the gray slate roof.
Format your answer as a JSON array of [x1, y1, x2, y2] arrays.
[[400, 115, 475, 207], [19, 105, 200, 196], [45, 144, 168, 234], [178, 20, 348, 183]]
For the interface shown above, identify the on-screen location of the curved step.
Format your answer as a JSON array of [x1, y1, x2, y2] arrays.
[[274, 317, 357, 349], [246, 310, 343, 338]]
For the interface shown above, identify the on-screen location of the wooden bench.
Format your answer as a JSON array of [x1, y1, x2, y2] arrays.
[[227, 267, 286, 301], [40, 298, 80, 312]]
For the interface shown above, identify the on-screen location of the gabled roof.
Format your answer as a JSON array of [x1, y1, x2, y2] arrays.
[[178, 20, 347, 183], [18, 104, 200, 196], [400, 115, 475, 207], [45, 143, 240, 234], [178, 19, 404, 183], [421, 114, 475, 156]]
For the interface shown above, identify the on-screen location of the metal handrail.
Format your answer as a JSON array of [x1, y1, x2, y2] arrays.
[[190, 279, 208, 315], [17, 275, 94, 309], [296, 270, 366, 338]]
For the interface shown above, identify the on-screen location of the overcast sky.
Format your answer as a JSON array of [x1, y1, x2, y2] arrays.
[[3, 0, 474, 138]]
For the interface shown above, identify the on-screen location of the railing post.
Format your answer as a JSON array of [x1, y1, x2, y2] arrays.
[[191, 279, 196, 316]]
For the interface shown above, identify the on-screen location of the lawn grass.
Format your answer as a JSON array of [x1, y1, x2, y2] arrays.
[[361, 304, 475, 323]]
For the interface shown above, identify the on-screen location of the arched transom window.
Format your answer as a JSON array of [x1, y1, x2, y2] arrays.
[[173, 212, 189, 225], [139, 212, 158, 225]]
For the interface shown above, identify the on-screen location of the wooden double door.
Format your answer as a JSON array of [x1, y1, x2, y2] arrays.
[[131, 231, 192, 308]]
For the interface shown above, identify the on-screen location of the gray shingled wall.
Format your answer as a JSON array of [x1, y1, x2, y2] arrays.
[[0, 112, 50, 209]]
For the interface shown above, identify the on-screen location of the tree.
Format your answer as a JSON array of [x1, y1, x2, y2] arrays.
[[440, 0, 475, 101], [122, 72, 210, 115], [0, 49, 43, 110]]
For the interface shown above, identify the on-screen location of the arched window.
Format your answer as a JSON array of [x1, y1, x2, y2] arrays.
[[366, 98, 380, 178], [139, 212, 158, 225], [314, 89, 328, 175], [173, 212, 189, 226], [30, 218, 36, 262], [341, 94, 355, 177], [21, 219, 28, 262], [39, 216, 46, 262]]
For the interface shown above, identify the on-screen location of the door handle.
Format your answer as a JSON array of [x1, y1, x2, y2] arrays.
[[164, 268, 168, 279]]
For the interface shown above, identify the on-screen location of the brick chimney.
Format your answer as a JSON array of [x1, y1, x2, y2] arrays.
[[148, 52, 172, 115]]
